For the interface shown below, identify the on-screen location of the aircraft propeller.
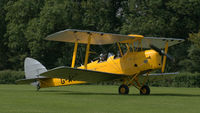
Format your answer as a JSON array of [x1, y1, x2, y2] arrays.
[[149, 44, 175, 62]]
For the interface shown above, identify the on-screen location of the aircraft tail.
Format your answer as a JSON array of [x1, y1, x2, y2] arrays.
[[24, 57, 47, 79], [16, 57, 47, 86], [17, 57, 87, 90]]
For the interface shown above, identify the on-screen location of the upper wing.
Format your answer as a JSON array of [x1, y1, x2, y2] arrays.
[[141, 37, 184, 49], [46, 29, 185, 48], [40, 66, 127, 83], [45, 29, 135, 45], [120, 37, 184, 49]]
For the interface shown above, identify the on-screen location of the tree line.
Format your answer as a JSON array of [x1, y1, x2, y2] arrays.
[[0, 0, 200, 73]]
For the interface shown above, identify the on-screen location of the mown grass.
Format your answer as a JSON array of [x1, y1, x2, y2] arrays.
[[0, 84, 200, 113]]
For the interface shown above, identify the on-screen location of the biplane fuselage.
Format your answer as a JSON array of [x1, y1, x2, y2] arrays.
[[36, 49, 162, 88], [39, 78, 86, 88], [79, 50, 162, 76], [37, 49, 162, 88]]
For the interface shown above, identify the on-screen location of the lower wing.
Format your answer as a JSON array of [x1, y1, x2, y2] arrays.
[[143, 72, 179, 76], [40, 66, 127, 83]]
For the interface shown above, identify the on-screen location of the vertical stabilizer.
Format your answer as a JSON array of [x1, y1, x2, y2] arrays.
[[24, 57, 47, 79]]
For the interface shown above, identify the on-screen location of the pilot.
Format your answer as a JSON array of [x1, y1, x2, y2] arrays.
[[99, 53, 107, 62]]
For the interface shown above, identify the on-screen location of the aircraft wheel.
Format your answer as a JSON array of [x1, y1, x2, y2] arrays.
[[140, 85, 150, 95], [119, 84, 129, 94]]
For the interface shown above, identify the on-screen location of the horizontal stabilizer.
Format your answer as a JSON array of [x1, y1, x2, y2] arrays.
[[16, 78, 48, 84]]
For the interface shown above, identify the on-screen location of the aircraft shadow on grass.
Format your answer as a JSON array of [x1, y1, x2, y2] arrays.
[[39, 90, 120, 96], [39, 90, 200, 97], [150, 93, 200, 97]]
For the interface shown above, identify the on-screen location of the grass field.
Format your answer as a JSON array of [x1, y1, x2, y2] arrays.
[[0, 85, 200, 113]]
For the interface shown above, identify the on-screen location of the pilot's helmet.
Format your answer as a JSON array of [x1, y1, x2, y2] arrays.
[[100, 53, 103, 57]]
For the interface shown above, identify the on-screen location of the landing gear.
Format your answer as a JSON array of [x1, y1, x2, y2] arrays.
[[118, 84, 129, 94], [140, 85, 150, 95], [37, 83, 40, 91], [118, 73, 151, 95]]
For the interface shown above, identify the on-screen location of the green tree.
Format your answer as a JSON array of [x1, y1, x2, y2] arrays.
[[25, 0, 84, 68], [5, 0, 44, 70], [82, 0, 124, 33], [2, 0, 200, 72], [0, 0, 9, 70], [121, 0, 200, 37], [179, 31, 200, 72]]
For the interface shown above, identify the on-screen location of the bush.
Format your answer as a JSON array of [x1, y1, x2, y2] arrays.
[[148, 72, 200, 88], [0, 70, 199, 88], [0, 70, 25, 84]]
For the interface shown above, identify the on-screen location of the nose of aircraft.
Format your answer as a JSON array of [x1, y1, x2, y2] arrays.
[[145, 50, 162, 70]]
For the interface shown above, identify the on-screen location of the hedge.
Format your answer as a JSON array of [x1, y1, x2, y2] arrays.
[[0, 70, 25, 84], [0, 70, 200, 88], [148, 72, 200, 88]]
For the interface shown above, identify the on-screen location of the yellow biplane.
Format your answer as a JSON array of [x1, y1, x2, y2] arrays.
[[17, 29, 184, 95]]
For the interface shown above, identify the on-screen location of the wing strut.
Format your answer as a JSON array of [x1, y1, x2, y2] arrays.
[[161, 41, 168, 73], [71, 40, 78, 68], [84, 34, 91, 69], [117, 42, 123, 56]]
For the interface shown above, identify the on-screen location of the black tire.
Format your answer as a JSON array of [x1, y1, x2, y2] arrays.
[[118, 84, 129, 94], [140, 85, 150, 95]]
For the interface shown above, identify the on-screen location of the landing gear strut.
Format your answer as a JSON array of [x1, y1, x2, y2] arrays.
[[118, 73, 151, 95], [37, 83, 40, 91]]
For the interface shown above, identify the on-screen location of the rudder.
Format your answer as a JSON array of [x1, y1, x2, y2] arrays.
[[24, 57, 47, 79]]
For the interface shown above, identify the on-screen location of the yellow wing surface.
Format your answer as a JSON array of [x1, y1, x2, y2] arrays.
[[46, 29, 184, 48], [40, 66, 127, 83]]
